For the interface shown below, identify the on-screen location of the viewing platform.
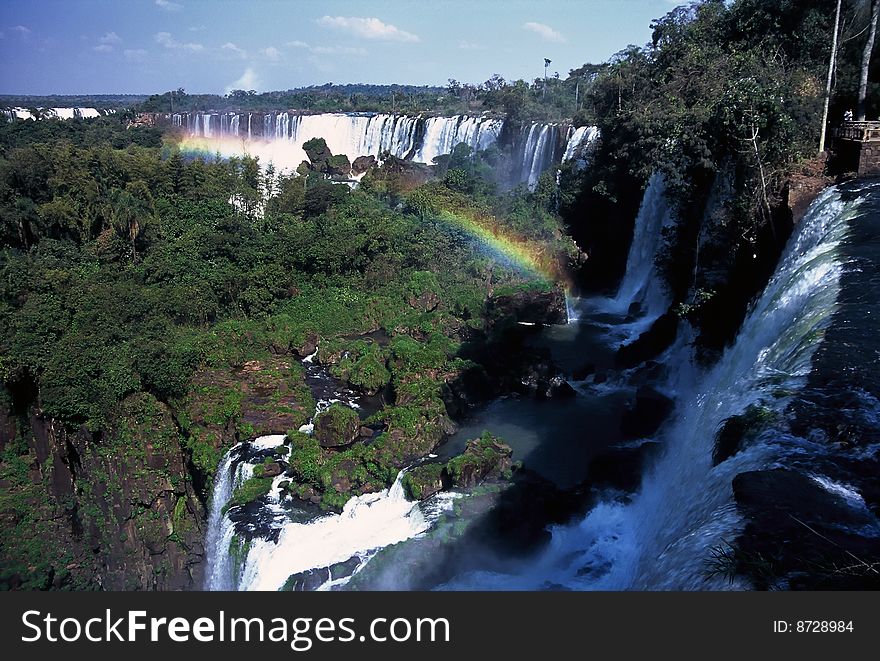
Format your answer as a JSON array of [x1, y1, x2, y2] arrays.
[[831, 121, 880, 176]]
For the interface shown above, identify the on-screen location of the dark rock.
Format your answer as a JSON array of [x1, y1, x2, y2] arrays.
[[302, 137, 332, 166], [325, 154, 352, 178], [488, 287, 567, 326], [407, 290, 441, 312], [260, 462, 283, 478], [293, 331, 319, 358], [282, 556, 362, 591], [446, 435, 513, 489], [615, 310, 679, 369], [572, 363, 596, 381], [588, 442, 661, 492], [403, 463, 447, 500], [352, 155, 377, 176], [620, 386, 674, 439]]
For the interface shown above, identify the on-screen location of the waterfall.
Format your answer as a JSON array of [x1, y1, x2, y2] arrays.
[[236, 470, 456, 592], [3, 106, 107, 121], [442, 183, 861, 590], [182, 110, 582, 184], [562, 125, 599, 163], [611, 173, 675, 317]]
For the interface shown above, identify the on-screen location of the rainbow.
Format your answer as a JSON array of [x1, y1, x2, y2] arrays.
[[430, 208, 569, 286], [170, 136, 572, 287]]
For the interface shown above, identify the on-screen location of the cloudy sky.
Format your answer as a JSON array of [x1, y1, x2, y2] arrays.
[[0, 0, 683, 94]]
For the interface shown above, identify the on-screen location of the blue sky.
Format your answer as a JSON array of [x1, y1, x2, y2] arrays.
[[0, 0, 683, 94]]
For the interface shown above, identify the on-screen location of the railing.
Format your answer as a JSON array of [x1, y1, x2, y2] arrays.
[[834, 121, 880, 141]]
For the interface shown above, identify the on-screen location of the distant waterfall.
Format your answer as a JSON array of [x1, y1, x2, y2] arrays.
[[3, 106, 111, 121], [443, 183, 862, 590], [173, 111, 593, 188]]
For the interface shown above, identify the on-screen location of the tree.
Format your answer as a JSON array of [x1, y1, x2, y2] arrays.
[[858, 0, 880, 119], [820, 0, 843, 153]]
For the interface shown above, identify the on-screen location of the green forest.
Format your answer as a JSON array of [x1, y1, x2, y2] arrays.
[[1, 0, 878, 591]]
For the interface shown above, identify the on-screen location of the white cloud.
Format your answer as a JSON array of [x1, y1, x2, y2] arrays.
[[99, 31, 122, 44], [222, 41, 246, 57], [523, 22, 565, 43], [11, 25, 31, 39], [311, 45, 366, 55], [124, 48, 149, 62], [316, 16, 419, 43], [155, 0, 183, 11], [261, 46, 281, 60], [189, 25, 206, 32], [225, 67, 260, 94], [155, 31, 203, 52], [458, 41, 483, 50], [93, 44, 113, 53], [286, 40, 365, 56]]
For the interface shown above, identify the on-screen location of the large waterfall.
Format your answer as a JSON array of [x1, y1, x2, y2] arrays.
[[175, 110, 596, 190], [442, 182, 870, 590]]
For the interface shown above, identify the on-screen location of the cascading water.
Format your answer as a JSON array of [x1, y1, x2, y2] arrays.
[[203, 357, 457, 591], [441, 183, 868, 590], [611, 173, 674, 316], [565, 173, 674, 330], [562, 125, 599, 164]]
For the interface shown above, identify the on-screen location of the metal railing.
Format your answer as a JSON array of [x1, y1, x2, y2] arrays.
[[834, 121, 880, 141]]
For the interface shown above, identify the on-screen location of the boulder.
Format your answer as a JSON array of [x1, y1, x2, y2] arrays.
[[403, 463, 447, 500], [352, 155, 377, 175], [446, 434, 514, 489], [313, 403, 361, 448]]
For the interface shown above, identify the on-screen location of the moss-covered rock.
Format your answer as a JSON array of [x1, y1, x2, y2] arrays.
[[224, 476, 273, 512], [446, 432, 513, 488], [313, 403, 361, 448], [403, 463, 446, 500]]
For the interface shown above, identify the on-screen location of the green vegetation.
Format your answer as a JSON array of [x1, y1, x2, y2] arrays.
[[224, 476, 273, 512]]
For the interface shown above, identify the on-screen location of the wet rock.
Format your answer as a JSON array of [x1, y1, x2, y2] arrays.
[[259, 462, 283, 478], [615, 310, 679, 369], [281, 556, 362, 591], [446, 434, 514, 489], [620, 386, 674, 439], [588, 442, 661, 492], [293, 331, 319, 358]]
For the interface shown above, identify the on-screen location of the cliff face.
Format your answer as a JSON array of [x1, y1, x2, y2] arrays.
[[1, 393, 205, 590], [0, 357, 312, 590]]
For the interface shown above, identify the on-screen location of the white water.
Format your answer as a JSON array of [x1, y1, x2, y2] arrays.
[[443, 184, 856, 590], [566, 173, 675, 335], [3, 106, 111, 121], [562, 125, 599, 163], [237, 471, 457, 591], [175, 111, 578, 188], [611, 173, 674, 317]]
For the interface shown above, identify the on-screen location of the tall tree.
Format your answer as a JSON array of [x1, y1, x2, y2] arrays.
[[820, 0, 844, 153], [858, 0, 880, 119]]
